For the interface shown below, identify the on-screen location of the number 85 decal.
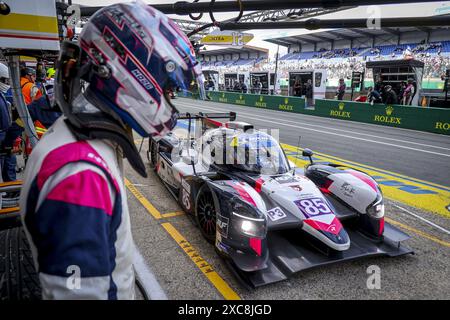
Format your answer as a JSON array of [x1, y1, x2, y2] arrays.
[[295, 198, 332, 217]]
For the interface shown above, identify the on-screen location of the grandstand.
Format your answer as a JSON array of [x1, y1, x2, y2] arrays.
[[199, 45, 268, 68]]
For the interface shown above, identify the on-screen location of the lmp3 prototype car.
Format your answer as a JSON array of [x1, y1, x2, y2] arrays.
[[148, 112, 413, 288]]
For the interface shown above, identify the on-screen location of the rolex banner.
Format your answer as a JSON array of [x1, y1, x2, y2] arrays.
[[203, 92, 449, 135]]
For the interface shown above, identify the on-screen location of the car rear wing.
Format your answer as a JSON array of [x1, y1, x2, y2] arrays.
[[178, 112, 237, 133]]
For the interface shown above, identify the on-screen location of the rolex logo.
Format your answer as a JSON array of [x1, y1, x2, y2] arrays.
[[240, 94, 243, 100], [222, 92, 225, 98], [284, 98, 289, 104], [260, 96, 263, 102], [338, 103, 345, 111], [386, 105, 394, 116]]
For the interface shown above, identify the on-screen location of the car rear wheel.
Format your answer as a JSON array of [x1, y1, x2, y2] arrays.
[[0, 227, 41, 300], [148, 139, 158, 168], [195, 185, 217, 244]]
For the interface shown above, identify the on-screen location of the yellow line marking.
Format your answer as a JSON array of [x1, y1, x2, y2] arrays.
[[124, 178, 162, 219], [125, 178, 240, 299], [161, 222, 241, 300], [161, 211, 185, 218], [385, 217, 450, 248]]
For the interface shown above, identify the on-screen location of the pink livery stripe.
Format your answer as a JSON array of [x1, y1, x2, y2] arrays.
[[37, 141, 119, 192], [226, 181, 256, 207], [46, 170, 113, 216], [348, 170, 378, 192]]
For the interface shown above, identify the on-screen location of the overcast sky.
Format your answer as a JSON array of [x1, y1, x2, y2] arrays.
[[73, 1, 450, 56]]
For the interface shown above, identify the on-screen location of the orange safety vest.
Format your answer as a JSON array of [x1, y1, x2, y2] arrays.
[[20, 77, 42, 105]]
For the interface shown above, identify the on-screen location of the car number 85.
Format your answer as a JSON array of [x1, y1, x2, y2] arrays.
[[296, 198, 332, 216]]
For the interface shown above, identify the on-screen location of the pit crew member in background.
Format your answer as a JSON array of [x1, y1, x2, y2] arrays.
[[0, 63, 12, 179], [384, 85, 398, 105], [367, 87, 383, 105], [336, 78, 346, 100], [20, 67, 42, 105], [20, 1, 204, 300], [402, 78, 415, 105]]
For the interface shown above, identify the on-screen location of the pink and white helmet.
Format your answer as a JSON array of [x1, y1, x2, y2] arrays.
[[78, 1, 205, 136]]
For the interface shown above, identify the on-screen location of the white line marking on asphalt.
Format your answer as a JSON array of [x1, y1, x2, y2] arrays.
[[393, 204, 450, 236], [133, 244, 168, 300], [176, 102, 450, 158]]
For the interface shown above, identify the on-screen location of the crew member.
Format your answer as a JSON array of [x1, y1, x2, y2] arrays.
[[336, 78, 346, 100], [384, 85, 398, 105], [20, 67, 42, 105], [20, 2, 205, 300]]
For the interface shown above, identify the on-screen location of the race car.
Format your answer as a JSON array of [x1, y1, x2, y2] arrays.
[[148, 112, 413, 288]]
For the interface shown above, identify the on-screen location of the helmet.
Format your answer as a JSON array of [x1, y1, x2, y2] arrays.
[[0, 62, 10, 93], [46, 67, 56, 79], [74, 1, 205, 137], [20, 67, 36, 77], [205, 129, 290, 175]]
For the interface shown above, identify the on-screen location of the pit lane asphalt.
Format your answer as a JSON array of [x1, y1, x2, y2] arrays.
[[125, 98, 450, 299]]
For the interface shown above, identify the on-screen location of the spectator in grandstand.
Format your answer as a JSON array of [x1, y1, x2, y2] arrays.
[[240, 80, 247, 94], [293, 77, 303, 97], [336, 78, 346, 100], [384, 85, 398, 105], [367, 87, 383, 105], [20, 66, 42, 105]]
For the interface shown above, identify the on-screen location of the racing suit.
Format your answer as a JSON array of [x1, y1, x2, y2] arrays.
[[19, 116, 135, 300]]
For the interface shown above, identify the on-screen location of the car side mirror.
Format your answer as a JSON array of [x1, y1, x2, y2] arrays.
[[302, 148, 314, 164]]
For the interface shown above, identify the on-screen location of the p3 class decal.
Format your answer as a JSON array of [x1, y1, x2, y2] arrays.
[[267, 207, 287, 222], [216, 214, 229, 238], [294, 198, 333, 218]]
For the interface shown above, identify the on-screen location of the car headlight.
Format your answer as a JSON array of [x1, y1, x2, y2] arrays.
[[232, 211, 266, 238], [366, 195, 384, 219]]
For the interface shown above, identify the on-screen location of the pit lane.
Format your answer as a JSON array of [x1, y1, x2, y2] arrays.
[[125, 97, 450, 299]]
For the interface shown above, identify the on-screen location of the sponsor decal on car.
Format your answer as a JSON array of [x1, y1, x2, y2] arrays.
[[271, 175, 299, 184], [290, 185, 303, 192], [181, 178, 191, 194], [267, 207, 287, 222], [217, 214, 229, 238], [340, 182, 356, 197]]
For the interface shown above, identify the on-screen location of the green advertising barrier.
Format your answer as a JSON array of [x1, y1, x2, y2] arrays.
[[202, 91, 449, 135], [206, 91, 309, 114], [314, 99, 450, 135]]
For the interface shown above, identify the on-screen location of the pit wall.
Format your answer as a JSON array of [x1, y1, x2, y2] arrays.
[[203, 91, 450, 135]]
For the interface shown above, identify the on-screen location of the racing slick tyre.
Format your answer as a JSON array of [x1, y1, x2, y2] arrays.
[[195, 184, 217, 244], [0, 227, 41, 300], [148, 139, 158, 168]]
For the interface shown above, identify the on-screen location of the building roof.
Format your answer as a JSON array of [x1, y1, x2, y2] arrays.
[[199, 45, 269, 56], [265, 26, 450, 47], [366, 59, 425, 68]]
